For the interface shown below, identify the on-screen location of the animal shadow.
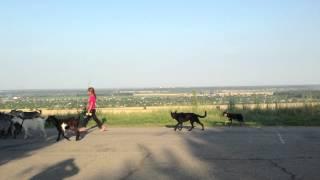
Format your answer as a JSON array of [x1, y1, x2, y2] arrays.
[[30, 159, 79, 180]]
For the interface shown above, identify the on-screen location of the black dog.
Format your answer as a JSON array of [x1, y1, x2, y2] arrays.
[[171, 111, 207, 131], [47, 116, 81, 141], [222, 111, 244, 126]]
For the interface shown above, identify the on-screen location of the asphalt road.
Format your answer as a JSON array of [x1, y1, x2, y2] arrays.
[[0, 127, 320, 180]]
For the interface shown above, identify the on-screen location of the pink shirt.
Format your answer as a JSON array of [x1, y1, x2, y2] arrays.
[[88, 95, 96, 111]]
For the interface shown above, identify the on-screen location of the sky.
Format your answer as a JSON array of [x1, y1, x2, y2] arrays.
[[0, 0, 319, 90]]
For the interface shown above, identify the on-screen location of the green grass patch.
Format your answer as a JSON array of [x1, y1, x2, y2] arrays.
[[98, 106, 320, 127], [56, 105, 320, 127]]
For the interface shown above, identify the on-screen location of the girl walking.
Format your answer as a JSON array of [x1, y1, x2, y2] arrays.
[[79, 87, 107, 132]]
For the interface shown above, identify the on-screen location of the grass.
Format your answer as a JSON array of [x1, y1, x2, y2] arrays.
[[240, 105, 320, 126], [43, 104, 320, 127], [95, 108, 226, 127], [91, 105, 320, 127]]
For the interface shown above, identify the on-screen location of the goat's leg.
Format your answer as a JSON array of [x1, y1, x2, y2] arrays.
[[11, 126, 16, 139], [16, 126, 21, 135], [22, 127, 31, 139], [14, 127, 19, 139], [63, 132, 70, 141], [57, 125, 70, 141], [39, 124, 47, 138], [42, 128, 47, 139], [3, 129, 9, 139], [75, 130, 80, 141], [57, 131, 61, 142], [24, 129, 29, 139]]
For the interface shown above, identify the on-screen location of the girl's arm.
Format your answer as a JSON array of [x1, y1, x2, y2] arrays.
[[87, 96, 95, 113]]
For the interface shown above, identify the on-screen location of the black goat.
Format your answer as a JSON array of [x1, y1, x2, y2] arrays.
[[47, 116, 80, 142]]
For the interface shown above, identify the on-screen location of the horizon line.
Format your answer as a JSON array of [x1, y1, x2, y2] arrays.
[[1, 83, 319, 91]]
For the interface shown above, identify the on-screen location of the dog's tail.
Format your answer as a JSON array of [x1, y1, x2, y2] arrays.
[[197, 111, 207, 118]]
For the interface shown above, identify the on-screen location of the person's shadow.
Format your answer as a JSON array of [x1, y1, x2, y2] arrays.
[[30, 159, 79, 180]]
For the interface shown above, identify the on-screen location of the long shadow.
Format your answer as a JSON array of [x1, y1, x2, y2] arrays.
[[30, 158, 79, 180], [0, 129, 60, 166], [0, 126, 93, 167], [0, 116, 101, 166]]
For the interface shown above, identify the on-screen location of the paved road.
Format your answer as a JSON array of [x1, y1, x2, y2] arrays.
[[0, 127, 320, 180]]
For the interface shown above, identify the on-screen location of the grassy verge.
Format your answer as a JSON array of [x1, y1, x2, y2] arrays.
[[240, 105, 320, 126], [84, 105, 320, 127]]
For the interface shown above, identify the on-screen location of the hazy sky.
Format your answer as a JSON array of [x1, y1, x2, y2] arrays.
[[0, 0, 319, 90]]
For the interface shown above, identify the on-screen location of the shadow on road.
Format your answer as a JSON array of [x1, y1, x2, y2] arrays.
[[0, 122, 100, 167], [2, 126, 320, 179], [30, 159, 79, 180], [0, 129, 60, 166], [165, 125, 192, 130], [119, 144, 203, 180], [114, 128, 319, 180]]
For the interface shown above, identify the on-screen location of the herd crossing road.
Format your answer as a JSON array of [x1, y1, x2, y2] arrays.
[[0, 127, 320, 180]]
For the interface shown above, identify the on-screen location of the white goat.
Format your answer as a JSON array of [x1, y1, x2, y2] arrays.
[[11, 117, 47, 139]]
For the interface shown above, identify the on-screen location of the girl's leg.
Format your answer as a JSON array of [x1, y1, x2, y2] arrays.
[[91, 110, 107, 131], [78, 127, 87, 132], [92, 111, 103, 128]]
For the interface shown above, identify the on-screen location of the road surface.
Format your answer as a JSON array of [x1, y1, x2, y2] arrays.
[[1, 127, 320, 180]]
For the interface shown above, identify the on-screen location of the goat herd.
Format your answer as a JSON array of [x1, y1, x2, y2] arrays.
[[0, 110, 82, 142]]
